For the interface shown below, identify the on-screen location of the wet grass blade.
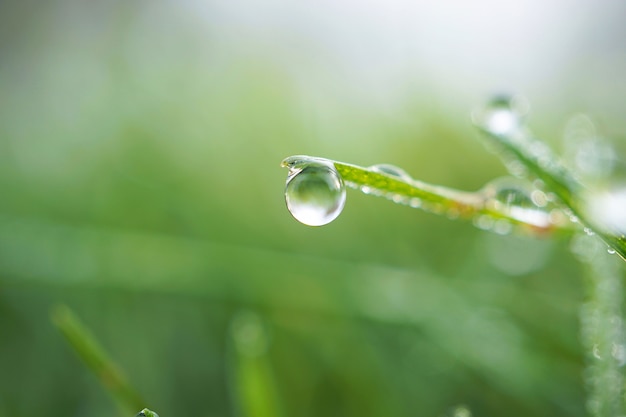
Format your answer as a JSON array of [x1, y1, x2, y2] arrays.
[[227, 311, 284, 417], [282, 155, 570, 235]]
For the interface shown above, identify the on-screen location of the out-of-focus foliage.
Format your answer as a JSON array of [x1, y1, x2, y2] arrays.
[[1, 1, 625, 417]]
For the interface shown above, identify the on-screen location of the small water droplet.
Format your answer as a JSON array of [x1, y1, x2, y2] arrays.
[[389, 193, 409, 204], [530, 189, 548, 207], [474, 214, 494, 231], [409, 197, 422, 208], [608, 248, 617, 255], [592, 343, 603, 360], [493, 219, 513, 235], [482, 177, 551, 229], [285, 162, 346, 226], [504, 159, 528, 178], [473, 95, 528, 136], [369, 164, 413, 181]]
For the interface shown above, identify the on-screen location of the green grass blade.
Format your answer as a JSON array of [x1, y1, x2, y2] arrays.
[[51, 305, 145, 415], [227, 311, 284, 417], [573, 235, 625, 417], [282, 155, 570, 235], [475, 125, 626, 260]]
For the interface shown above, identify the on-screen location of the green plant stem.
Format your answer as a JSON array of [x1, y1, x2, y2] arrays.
[[51, 305, 145, 415], [578, 240, 625, 417], [227, 311, 284, 417]]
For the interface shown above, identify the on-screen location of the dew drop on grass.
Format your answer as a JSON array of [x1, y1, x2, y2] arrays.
[[473, 94, 528, 136], [369, 164, 413, 181], [285, 162, 346, 226], [481, 177, 551, 229]]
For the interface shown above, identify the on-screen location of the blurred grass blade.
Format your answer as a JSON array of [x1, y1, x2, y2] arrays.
[[574, 235, 625, 417], [228, 311, 284, 417], [51, 305, 145, 415], [474, 111, 626, 260]]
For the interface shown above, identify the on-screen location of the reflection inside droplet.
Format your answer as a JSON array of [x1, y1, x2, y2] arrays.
[[284, 162, 346, 226], [481, 177, 552, 229]]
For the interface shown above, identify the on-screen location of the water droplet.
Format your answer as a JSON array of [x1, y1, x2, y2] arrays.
[[474, 214, 494, 231], [473, 95, 528, 136], [482, 177, 551, 229], [390, 193, 409, 204], [505, 159, 528, 178], [409, 197, 422, 208], [592, 343, 603, 360], [369, 164, 413, 181], [285, 162, 346, 226], [608, 248, 617, 255], [493, 219, 513, 235], [530, 189, 548, 207]]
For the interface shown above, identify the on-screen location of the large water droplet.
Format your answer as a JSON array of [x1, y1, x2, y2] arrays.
[[284, 162, 346, 226], [482, 177, 552, 229], [473, 95, 528, 136]]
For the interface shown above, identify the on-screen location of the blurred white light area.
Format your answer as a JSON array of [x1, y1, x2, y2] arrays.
[[181, 0, 626, 112], [2, 0, 626, 170], [586, 187, 626, 235]]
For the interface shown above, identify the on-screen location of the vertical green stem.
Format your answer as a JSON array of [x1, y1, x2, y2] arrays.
[[577, 238, 625, 417], [227, 311, 284, 417]]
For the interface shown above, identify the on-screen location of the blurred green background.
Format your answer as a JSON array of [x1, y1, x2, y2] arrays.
[[1, 1, 626, 416]]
